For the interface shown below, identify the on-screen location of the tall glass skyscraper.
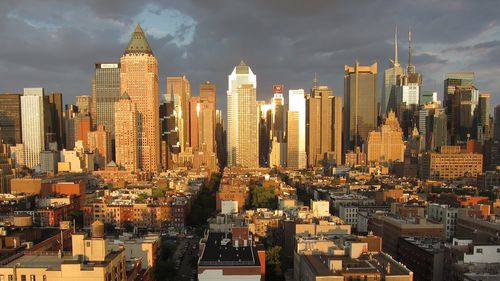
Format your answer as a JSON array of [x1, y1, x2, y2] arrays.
[[344, 62, 378, 151], [226, 61, 258, 167]]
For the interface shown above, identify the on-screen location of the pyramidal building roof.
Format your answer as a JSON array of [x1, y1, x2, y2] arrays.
[[124, 24, 153, 55], [236, 60, 250, 74]]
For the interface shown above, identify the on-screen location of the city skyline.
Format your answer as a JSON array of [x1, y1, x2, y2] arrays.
[[0, 1, 499, 111]]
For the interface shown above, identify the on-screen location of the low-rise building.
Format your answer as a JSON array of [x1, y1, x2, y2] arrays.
[[198, 229, 265, 281]]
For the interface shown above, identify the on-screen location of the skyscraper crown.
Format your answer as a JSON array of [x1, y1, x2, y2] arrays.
[[124, 24, 153, 55], [236, 60, 249, 74]]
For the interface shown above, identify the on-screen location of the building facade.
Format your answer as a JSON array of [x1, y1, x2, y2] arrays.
[[120, 25, 160, 172], [21, 88, 45, 168], [287, 89, 306, 169], [344, 62, 378, 151], [226, 61, 259, 167]]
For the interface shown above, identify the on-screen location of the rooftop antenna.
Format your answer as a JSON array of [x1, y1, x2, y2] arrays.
[[390, 26, 400, 67], [407, 27, 414, 74], [313, 72, 318, 90]]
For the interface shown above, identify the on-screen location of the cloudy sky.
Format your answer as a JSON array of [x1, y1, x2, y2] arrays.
[[0, 0, 499, 112]]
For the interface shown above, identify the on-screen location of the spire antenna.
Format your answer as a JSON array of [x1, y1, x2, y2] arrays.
[[394, 26, 399, 66], [408, 28, 412, 68]]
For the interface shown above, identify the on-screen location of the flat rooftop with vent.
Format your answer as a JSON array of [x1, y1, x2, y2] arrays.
[[197, 227, 266, 281]]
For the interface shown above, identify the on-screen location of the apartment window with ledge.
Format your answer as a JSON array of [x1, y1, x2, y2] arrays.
[[476, 248, 483, 254], [30, 275, 35, 281]]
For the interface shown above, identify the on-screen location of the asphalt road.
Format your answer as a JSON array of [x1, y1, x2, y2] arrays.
[[174, 236, 199, 281]]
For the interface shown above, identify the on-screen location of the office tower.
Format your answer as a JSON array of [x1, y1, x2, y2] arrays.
[[0, 93, 22, 145], [419, 90, 437, 106], [477, 93, 491, 142], [306, 85, 342, 167], [93, 63, 121, 139], [215, 110, 226, 169], [258, 101, 272, 167], [344, 62, 378, 151], [64, 104, 78, 149], [450, 85, 479, 143], [270, 85, 287, 167], [190, 96, 200, 151], [115, 92, 137, 172], [167, 75, 191, 152], [495, 105, 500, 141], [120, 24, 160, 172], [198, 82, 217, 154], [392, 31, 423, 138], [160, 89, 179, 171], [21, 88, 45, 168], [76, 95, 92, 116], [430, 108, 448, 150], [74, 114, 91, 147], [287, 89, 307, 169], [444, 72, 475, 111], [226, 60, 259, 167], [382, 27, 404, 116], [367, 111, 405, 163], [187, 82, 217, 171], [88, 125, 112, 169], [45, 93, 64, 149]]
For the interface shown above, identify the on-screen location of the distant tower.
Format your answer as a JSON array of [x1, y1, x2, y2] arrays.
[[120, 24, 159, 172], [21, 88, 45, 168], [287, 89, 307, 169], [382, 27, 404, 116], [93, 63, 121, 141], [226, 61, 259, 167], [344, 62, 378, 151], [166, 75, 191, 152]]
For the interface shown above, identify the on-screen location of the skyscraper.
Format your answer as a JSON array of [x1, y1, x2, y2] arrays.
[[367, 111, 405, 163], [21, 88, 45, 168], [444, 72, 475, 111], [160, 88, 179, 171], [269, 85, 287, 167], [167, 76, 191, 152], [46, 93, 64, 149], [227, 61, 259, 167], [287, 89, 306, 169], [76, 95, 92, 116], [215, 110, 226, 169], [393, 30, 422, 138], [64, 104, 78, 149], [88, 125, 112, 169], [477, 93, 491, 142], [193, 82, 217, 154], [450, 85, 479, 143], [0, 93, 22, 145], [382, 27, 404, 116], [120, 24, 160, 172], [93, 63, 121, 139], [258, 101, 272, 167], [344, 62, 378, 151], [494, 105, 500, 141], [115, 92, 137, 172], [306, 85, 342, 167]]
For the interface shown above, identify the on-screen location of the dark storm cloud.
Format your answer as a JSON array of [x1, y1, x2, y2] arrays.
[[0, 0, 499, 109]]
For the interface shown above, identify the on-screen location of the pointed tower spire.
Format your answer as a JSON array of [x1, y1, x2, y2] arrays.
[[124, 24, 153, 55], [394, 26, 399, 67]]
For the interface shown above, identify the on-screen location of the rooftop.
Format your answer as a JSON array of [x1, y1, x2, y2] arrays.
[[199, 232, 261, 267]]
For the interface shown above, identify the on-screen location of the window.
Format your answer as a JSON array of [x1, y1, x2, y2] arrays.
[[20, 276, 26, 281], [0, 275, 4, 281], [497, 248, 500, 253], [476, 248, 483, 254], [30, 276, 36, 281], [8, 276, 13, 281]]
